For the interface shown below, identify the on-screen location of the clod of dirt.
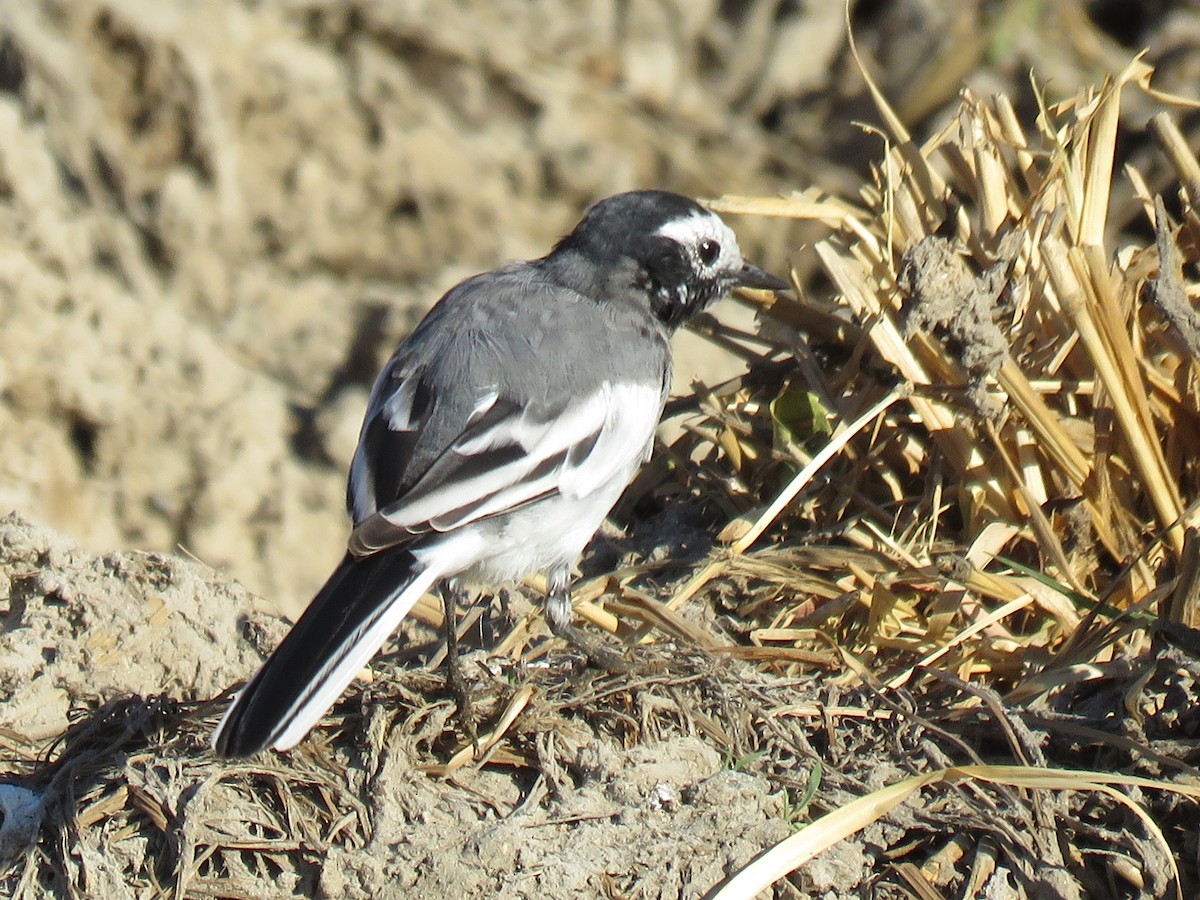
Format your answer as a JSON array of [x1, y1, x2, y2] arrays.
[[898, 234, 1015, 412], [1147, 195, 1200, 361]]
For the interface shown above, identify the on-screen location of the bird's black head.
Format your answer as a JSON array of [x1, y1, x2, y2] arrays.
[[543, 190, 786, 329]]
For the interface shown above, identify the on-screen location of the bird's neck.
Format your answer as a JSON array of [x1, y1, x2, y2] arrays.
[[537, 249, 669, 331]]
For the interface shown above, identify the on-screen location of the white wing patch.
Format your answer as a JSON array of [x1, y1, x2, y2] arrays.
[[466, 389, 500, 426], [382, 377, 422, 431], [558, 381, 661, 497], [376, 380, 662, 534], [348, 447, 375, 522]]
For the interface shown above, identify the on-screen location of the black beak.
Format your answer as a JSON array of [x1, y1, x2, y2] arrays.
[[735, 261, 789, 292]]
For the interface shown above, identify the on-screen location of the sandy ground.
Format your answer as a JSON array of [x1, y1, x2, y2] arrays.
[[3, 1, 1200, 897]]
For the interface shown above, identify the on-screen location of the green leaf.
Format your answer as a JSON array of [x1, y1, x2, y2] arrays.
[[770, 387, 833, 455]]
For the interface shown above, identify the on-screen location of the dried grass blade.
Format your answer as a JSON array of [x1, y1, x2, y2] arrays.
[[424, 685, 535, 776], [1043, 237, 1184, 554], [1147, 113, 1200, 206], [708, 764, 1200, 900], [731, 391, 902, 554], [1078, 77, 1120, 248], [707, 768, 940, 900]]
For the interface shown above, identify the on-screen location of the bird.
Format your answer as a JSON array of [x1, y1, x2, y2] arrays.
[[212, 189, 787, 757]]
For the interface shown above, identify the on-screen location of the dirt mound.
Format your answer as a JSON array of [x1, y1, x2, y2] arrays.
[[0, 512, 797, 898], [0, 513, 282, 742]]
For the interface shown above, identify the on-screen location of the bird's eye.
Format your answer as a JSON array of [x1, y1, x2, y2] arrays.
[[698, 238, 720, 266]]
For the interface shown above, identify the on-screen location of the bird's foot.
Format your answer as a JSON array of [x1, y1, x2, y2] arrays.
[[441, 585, 479, 749], [553, 621, 643, 674], [443, 648, 479, 749]]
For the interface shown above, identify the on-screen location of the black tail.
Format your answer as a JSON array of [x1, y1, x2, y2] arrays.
[[213, 548, 437, 757]]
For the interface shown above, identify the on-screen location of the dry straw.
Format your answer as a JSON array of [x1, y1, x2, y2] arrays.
[[700, 52, 1200, 684], [697, 42, 1200, 898]]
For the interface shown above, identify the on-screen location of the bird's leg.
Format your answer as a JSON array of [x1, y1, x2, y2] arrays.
[[544, 568, 635, 673], [440, 582, 478, 747]]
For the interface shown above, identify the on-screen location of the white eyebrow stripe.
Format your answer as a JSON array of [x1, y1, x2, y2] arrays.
[[654, 211, 742, 273]]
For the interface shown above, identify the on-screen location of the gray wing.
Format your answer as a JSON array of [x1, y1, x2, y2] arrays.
[[345, 268, 670, 555]]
